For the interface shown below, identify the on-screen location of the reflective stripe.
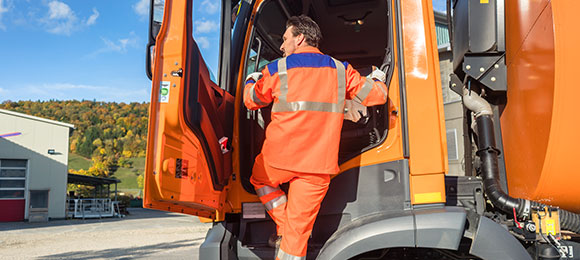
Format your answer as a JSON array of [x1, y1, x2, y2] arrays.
[[274, 101, 344, 113], [332, 58, 346, 109], [250, 85, 269, 106], [354, 78, 375, 103], [272, 57, 346, 113], [277, 248, 305, 260], [278, 58, 289, 105], [256, 185, 280, 197], [378, 82, 388, 100], [264, 195, 287, 211]]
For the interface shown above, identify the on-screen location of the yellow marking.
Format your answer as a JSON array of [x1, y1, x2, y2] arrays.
[[414, 192, 442, 204], [480, 0, 489, 3], [546, 219, 556, 235]]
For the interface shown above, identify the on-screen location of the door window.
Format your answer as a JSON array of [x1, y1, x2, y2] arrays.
[[246, 36, 282, 76], [192, 0, 223, 84]]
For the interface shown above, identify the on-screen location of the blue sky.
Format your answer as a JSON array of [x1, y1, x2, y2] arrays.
[[0, 0, 445, 103]]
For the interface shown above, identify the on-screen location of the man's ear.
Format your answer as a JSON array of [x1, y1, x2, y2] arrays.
[[296, 33, 305, 46]]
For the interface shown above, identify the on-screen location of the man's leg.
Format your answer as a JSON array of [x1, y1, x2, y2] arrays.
[[277, 173, 330, 259], [250, 154, 291, 238]]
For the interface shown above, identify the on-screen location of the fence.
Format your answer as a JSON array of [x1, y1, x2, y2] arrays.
[[66, 198, 121, 219]]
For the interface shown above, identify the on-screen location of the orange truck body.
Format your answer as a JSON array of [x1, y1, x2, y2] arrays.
[[143, 0, 580, 259]]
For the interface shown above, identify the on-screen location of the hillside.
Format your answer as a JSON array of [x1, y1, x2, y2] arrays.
[[0, 100, 149, 186]]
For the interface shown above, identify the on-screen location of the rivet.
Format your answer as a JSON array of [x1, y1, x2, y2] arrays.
[[172, 84, 176, 87], [164, 73, 167, 77], [466, 65, 471, 70], [451, 83, 457, 88], [494, 64, 499, 69], [175, 62, 178, 65], [491, 77, 496, 82], [480, 67, 485, 72]]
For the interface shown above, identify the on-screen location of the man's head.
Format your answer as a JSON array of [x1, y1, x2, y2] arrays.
[[280, 15, 322, 57]]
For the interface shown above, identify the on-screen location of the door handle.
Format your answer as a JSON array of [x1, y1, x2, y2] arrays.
[[171, 68, 183, 77]]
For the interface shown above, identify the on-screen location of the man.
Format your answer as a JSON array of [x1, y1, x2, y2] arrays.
[[244, 15, 388, 260]]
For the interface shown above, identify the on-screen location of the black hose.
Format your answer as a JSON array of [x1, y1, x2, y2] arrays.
[[475, 116, 523, 214], [474, 115, 580, 234]]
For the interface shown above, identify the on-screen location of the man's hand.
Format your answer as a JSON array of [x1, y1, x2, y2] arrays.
[[344, 99, 368, 123], [246, 72, 263, 83], [368, 66, 386, 82]]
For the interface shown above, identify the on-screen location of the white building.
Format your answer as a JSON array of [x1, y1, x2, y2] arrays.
[[0, 109, 74, 221]]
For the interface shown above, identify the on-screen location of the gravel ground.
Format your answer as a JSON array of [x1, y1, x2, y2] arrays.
[[0, 208, 212, 260]]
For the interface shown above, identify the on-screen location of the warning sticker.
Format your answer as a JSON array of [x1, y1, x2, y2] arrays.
[[160, 81, 170, 103]]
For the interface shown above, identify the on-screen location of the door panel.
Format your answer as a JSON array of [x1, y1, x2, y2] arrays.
[[144, 0, 233, 220]]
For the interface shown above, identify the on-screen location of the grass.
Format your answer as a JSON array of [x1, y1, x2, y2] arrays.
[[68, 153, 91, 170], [68, 153, 145, 195], [113, 157, 145, 191]]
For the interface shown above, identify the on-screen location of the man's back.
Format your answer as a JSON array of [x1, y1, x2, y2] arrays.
[[245, 46, 388, 174]]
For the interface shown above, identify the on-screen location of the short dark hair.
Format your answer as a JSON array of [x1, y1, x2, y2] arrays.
[[286, 15, 322, 47]]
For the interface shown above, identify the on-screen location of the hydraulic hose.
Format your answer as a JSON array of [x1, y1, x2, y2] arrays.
[[462, 87, 580, 234]]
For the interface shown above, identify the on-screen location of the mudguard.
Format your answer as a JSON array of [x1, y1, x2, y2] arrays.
[[317, 207, 467, 260], [469, 216, 532, 260]]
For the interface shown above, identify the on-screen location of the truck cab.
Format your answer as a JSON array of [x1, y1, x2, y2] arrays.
[[143, 0, 580, 259]]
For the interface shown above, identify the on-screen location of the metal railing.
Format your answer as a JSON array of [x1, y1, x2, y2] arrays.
[[66, 198, 121, 219]]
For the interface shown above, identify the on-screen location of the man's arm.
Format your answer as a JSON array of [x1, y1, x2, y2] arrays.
[[244, 67, 274, 110], [344, 64, 388, 106]]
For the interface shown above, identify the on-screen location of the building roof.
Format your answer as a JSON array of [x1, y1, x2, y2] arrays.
[[0, 108, 75, 129], [68, 173, 121, 186]]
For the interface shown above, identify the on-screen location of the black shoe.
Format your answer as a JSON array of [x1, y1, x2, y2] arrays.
[[268, 233, 282, 248]]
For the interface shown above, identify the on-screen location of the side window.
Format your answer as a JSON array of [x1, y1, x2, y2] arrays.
[[246, 36, 281, 77], [146, 0, 165, 79], [192, 0, 223, 84], [244, 0, 286, 78], [151, 0, 165, 38]]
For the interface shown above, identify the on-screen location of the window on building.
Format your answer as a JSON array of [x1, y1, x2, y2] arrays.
[[29, 190, 49, 209], [0, 159, 27, 199]]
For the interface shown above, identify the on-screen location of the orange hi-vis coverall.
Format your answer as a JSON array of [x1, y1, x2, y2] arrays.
[[244, 46, 388, 259]]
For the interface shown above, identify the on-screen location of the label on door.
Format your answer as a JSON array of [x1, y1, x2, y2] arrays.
[[160, 81, 170, 103]]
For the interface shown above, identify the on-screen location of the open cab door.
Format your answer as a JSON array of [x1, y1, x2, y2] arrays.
[[144, 0, 234, 220]]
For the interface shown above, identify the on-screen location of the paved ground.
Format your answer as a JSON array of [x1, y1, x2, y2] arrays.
[[0, 208, 212, 260]]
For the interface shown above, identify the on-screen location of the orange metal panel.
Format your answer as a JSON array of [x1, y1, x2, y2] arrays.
[[502, 1, 554, 201], [224, 0, 268, 216], [144, 0, 226, 220], [401, 0, 448, 176], [410, 173, 446, 205], [505, 0, 551, 66], [503, 1, 580, 213]]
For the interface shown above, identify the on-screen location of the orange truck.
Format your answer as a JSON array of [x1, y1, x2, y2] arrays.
[[143, 0, 580, 259]]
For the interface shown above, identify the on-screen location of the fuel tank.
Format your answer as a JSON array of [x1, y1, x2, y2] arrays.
[[501, 1, 580, 213]]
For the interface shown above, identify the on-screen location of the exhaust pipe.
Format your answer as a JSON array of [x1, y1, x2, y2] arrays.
[[462, 87, 580, 233]]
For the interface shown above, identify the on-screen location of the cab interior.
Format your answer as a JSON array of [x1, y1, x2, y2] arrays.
[[238, 0, 394, 195]]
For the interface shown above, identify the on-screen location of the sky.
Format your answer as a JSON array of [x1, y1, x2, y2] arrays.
[[0, 0, 445, 103]]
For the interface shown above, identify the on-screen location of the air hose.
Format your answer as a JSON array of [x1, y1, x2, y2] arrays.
[[462, 87, 580, 234]]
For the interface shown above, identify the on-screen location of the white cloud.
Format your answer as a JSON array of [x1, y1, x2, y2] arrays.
[[0, 0, 13, 30], [133, 0, 148, 17], [87, 32, 140, 57], [194, 18, 219, 34], [86, 8, 99, 26], [42, 0, 77, 35], [41, 1, 98, 35], [48, 0, 72, 19], [201, 0, 219, 14], [197, 36, 210, 49]]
